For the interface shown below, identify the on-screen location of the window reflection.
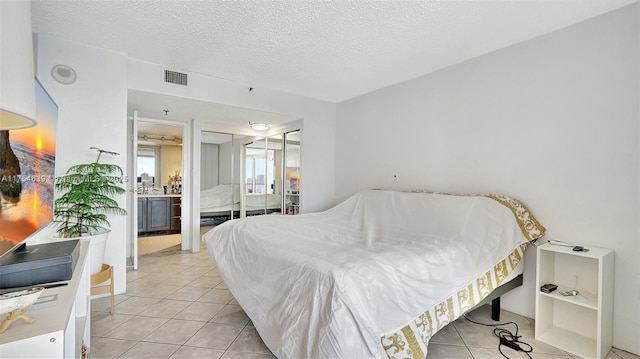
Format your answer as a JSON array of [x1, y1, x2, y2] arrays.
[[137, 145, 159, 191]]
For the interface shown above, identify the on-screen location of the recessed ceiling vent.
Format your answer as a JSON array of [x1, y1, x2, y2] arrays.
[[164, 69, 188, 86]]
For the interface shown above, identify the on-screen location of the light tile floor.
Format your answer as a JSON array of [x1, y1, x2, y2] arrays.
[[90, 244, 639, 359]]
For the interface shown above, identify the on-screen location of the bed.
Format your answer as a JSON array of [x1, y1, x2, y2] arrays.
[[200, 184, 284, 225], [203, 189, 545, 358]]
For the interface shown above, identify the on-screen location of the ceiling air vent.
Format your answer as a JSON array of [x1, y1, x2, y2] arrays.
[[164, 69, 188, 86]]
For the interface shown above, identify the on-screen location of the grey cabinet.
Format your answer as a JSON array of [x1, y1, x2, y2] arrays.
[[137, 197, 147, 232], [170, 196, 181, 232], [147, 197, 171, 231], [138, 196, 180, 235]]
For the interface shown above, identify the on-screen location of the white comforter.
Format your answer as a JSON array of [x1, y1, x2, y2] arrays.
[[200, 184, 283, 212], [203, 190, 538, 358], [200, 184, 241, 209]]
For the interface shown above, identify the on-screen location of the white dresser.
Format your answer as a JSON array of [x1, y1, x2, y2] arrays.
[[0, 240, 91, 358]]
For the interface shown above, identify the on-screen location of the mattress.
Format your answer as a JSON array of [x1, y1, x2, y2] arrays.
[[203, 189, 545, 358]]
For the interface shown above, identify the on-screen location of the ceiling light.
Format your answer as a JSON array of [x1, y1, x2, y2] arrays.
[[249, 122, 270, 131], [138, 134, 181, 144], [0, 1, 37, 130]]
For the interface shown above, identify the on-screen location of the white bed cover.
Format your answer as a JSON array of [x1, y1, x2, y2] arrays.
[[200, 184, 283, 213], [204, 190, 543, 358]]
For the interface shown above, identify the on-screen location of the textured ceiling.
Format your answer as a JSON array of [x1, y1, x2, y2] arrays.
[[32, 0, 636, 103]]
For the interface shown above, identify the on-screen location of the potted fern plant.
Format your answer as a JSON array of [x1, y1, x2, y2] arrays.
[[54, 147, 127, 274]]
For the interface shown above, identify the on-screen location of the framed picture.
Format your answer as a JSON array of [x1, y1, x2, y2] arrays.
[[0, 78, 57, 256]]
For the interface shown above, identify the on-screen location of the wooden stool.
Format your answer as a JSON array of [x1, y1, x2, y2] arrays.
[[91, 264, 114, 314]]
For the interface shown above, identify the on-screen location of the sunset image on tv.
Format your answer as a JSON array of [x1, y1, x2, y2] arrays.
[[0, 80, 57, 257]]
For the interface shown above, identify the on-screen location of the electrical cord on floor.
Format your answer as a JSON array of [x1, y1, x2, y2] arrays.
[[463, 314, 533, 359]]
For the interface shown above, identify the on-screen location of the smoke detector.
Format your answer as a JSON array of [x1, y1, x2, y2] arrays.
[[51, 64, 77, 85]]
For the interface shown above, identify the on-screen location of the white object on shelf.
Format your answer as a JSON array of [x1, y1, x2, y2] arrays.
[[0, 287, 44, 314], [535, 243, 614, 359], [0, 287, 45, 333]]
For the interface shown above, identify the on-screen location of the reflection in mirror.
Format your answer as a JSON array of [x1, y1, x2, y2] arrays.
[[199, 127, 301, 222], [244, 139, 276, 216], [266, 134, 281, 198], [199, 131, 241, 228], [245, 144, 270, 195], [284, 130, 301, 215], [268, 134, 283, 206], [241, 129, 301, 217]]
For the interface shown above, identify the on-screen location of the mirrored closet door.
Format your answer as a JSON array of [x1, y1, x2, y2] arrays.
[[243, 137, 278, 216], [241, 129, 301, 217], [283, 130, 301, 215], [200, 131, 242, 227]]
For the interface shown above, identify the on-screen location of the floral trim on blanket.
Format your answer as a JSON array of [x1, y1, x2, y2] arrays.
[[481, 194, 546, 241], [381, 243, 528, 359], [380, 191, 546, 359]]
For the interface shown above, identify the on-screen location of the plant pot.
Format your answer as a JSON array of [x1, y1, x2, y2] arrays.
[[88, 231, 109, 275], [75, 228, 110, 275]]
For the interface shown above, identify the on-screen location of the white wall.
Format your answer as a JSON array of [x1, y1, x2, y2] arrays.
[[218, 137, 241, 185], [200, 143, 220, 189], [336, 4, 639, 354], [160, 144, 182, 187], [35, 34, 129, 294]]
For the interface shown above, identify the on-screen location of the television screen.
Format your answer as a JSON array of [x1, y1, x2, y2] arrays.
[[0, 78, 57, 258]]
